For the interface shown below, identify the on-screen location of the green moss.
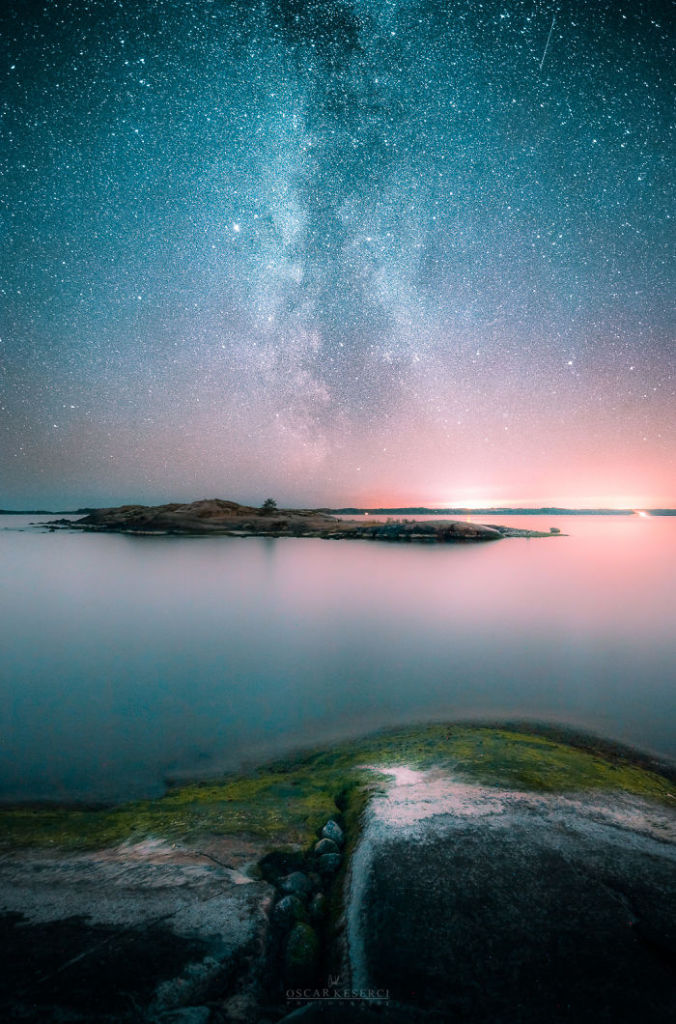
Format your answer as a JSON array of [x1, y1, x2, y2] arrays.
[[1, 725, 672, 851], [284, 922, 320, 985]]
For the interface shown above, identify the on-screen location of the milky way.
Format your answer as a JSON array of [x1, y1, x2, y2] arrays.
[[1, 0, 674, 508]]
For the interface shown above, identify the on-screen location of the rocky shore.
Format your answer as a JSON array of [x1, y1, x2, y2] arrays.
[[46, 498, 560, 542], [347, 768, 676, 1024], [1, 724, 673, 1023]]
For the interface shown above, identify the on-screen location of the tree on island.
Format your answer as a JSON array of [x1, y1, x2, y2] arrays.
[[260, 497, 278, 516]]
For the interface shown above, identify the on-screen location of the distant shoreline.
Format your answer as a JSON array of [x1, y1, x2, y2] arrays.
[[3, 506, 676, 516], [0, 508, 95, 516], [331, 506, 676, 516]]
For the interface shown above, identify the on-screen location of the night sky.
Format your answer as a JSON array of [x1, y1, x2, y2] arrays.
[[1, 0, 674, 509]]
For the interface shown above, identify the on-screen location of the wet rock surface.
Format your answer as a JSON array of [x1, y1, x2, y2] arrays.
[[346, 769, 676, 1024]]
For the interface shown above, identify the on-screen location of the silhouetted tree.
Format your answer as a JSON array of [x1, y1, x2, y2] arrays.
[[260, 497, 278, 516]]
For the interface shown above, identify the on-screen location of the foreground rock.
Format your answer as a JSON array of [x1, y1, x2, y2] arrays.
[[0, 838, 273, 1023], [344, 767, 676, 1024], [3, 725, 670, 1021]]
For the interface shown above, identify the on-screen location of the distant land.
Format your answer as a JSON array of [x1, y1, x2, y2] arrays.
[[0, 508, 96, 515], [329, 507, 676, 516], [2, 505, 676, 516]]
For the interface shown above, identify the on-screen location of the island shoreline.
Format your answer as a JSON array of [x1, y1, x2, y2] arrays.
[[42, 497, 565, 542]]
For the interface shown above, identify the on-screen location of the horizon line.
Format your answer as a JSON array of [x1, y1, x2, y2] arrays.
[[2, 500, 676, 516]]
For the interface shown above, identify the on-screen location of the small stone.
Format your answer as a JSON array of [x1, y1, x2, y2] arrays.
[[318, 852, 341, 875], [259, 849, 304, 883], [314, 837, 339, 856], [284, 923, 320, 985], [309, 892, 327, 922], [273, 894, 307, 928], [156, 1010, 211, 1024], [321, 819, 344, 846], [279, 871, 312, 897], [223, 993, 261, 1022]]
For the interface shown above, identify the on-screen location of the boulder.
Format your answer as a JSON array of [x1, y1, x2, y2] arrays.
[[272, 894, 307, 929], [318, 853, 341, 875], [279, 871, 312, 898], [347, 768, 676, 1023], [309, 892, 327, 922], [321, 820, 344, 846], [313, 837, 339, 857]]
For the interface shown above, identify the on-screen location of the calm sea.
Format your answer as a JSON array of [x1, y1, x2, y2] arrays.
[[1, 513, 674, 802]]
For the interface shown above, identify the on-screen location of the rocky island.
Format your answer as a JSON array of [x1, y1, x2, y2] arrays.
[[48, 498, 559, 542]]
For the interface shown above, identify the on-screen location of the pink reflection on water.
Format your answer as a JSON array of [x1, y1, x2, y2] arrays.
[[1, 514, 675, 800], [299, 515, 674, 642]]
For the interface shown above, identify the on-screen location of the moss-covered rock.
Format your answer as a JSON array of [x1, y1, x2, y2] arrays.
[[309, 892, 327, 922], [0, 724, 672, 851], [272, 894, 307, 930], [284, 922, 319, 986]]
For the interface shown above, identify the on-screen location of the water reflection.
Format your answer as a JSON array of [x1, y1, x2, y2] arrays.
[[1, 515, 674, 801]]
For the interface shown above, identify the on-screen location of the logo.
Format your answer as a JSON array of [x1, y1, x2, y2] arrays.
[[286, 974, 390, 1006]]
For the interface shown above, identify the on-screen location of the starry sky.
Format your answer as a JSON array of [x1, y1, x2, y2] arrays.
[[1, 0, 674, 510]]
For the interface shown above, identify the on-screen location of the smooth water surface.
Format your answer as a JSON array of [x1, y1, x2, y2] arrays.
[[1, 514, 674, 801]]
